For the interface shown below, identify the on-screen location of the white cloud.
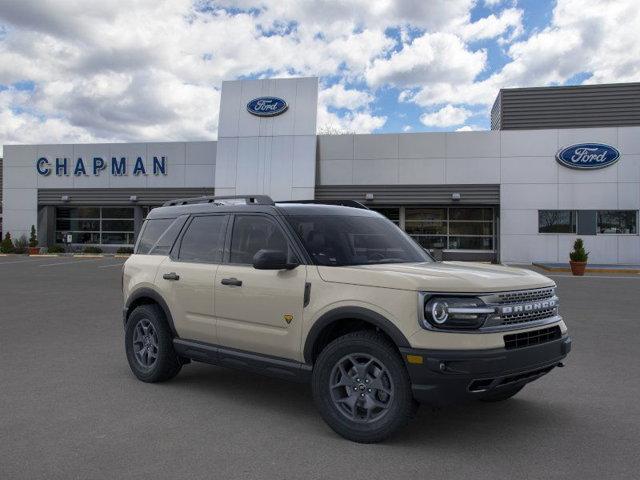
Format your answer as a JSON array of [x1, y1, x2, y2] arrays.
[[319, 84, 373, 110], [0, 0, 638, 147], [420, 105, 472, 127], [403, 0, 640, 110], [459, 7, 523, 42], [402, 125, 413, 132], [366, 32, 486, 88], [456, 124, 484, 131]]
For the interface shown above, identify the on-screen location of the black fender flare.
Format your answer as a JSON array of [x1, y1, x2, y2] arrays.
[[124, 287, 178, 337], [303, 306, 411, 363]]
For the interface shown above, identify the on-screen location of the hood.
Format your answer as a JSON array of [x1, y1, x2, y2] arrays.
[[317, 261, 554, 293]]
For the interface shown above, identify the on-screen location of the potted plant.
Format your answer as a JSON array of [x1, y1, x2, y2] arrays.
[[28, 225, 40, 255], [569, 238, 589, 276], [1, 232, 15, 253]]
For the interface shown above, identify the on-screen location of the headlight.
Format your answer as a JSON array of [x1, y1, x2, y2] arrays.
[[422, 296, 495, 330]]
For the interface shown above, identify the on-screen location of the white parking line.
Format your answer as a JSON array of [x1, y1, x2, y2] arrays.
[[38, 258, 103, 267], [0, 257, 54, 266]]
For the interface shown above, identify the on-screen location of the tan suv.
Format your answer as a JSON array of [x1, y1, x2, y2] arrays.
[[122, 195, 571, 443]]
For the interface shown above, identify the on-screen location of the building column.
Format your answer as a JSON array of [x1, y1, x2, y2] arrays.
[[133, 206, 144, 240]]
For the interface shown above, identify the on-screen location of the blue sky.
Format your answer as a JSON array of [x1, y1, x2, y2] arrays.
[[0, 0, 638, 150]]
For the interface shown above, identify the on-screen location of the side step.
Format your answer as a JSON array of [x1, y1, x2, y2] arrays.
[[173, 338, 312, 383]]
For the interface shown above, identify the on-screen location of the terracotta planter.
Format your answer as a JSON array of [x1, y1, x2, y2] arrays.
[[569, 260, 587, 276], [28, 246, 41, 255]]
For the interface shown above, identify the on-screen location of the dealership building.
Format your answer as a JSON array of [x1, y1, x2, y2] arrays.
[[1, 78, 639, 264]]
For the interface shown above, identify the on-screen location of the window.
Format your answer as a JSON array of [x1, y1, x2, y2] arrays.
[[230, 215, 290, 264], [404, 207, 494, 251], [538, 210, 577, 233], [137, 218, 173, 254], [136, 216, 188, 255], [286, 214, 431, 266], [178, 215, 227, 263], [597, 210, 638, 234], [55, 206, 135, 245]]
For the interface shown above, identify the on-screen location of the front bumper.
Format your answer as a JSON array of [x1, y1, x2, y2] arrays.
[[400, 335, 571, 405]]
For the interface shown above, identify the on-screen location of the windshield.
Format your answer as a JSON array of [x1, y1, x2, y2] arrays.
[[286, 214, 433, 266]]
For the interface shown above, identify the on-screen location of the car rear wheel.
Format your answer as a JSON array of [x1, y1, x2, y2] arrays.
[[312, 331, 417, 443], [125, 304, 182, 383]]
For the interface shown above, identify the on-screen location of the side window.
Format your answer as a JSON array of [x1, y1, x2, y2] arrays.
[[178, 215, 227, 263], [229, 215, 291, 264], [136, 218, 174, 254]]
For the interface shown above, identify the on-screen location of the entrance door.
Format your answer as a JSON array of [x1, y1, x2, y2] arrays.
[[157, 214, 229, 344], [215, 214, 307, 361]]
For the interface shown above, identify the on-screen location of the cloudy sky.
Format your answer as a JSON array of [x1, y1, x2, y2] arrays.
[[0, 0, 638, 153]]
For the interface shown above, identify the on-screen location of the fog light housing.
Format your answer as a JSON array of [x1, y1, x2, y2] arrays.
[[423, 296, 494, 330]]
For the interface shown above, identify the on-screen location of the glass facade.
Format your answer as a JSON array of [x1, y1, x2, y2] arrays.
[[597, 210, 637, 234], [538, 210, 577, 233], [55, 207, 135, 245], [372, 206, 495, 251]]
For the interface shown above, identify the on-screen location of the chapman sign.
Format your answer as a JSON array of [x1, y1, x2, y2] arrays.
[[556, 143, 620, 170], [246, 97, 288, 117], [36, 156, 168, 177]]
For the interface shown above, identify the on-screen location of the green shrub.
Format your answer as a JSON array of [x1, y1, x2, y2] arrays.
[[83, 246, 103, 254], [116, 247, 134, 254], [14, 235, 28, 254], [29, 225, 38, 248], [1, 232, 15, 253], [569, 238, 589, 262], [47, 245, 65, 254]]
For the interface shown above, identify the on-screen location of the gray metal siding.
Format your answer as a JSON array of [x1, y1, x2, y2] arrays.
[[314, 184, 499, 205], [38, 188, 214, 206], [491, 82, 640, 130]]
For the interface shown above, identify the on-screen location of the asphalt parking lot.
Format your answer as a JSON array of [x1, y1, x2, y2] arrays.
[[1, 256, 639, 479]]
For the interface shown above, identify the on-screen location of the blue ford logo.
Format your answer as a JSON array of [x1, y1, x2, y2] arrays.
[[556, 143, 620, 170], [247, 97, 288, 117]]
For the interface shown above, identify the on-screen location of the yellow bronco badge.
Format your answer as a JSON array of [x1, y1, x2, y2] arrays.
[[283, 314, 294, 324]]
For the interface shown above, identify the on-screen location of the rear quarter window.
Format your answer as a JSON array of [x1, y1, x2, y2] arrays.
[[135, 216, 186, 255]]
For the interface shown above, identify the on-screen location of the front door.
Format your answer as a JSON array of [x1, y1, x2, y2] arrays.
[[215, 214, 307, 361], [158, 214, 229, 344]]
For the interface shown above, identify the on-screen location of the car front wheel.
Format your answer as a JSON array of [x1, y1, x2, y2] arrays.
[[312, 331, 417, 443]]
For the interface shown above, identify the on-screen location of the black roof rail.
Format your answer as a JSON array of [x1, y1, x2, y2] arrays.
[[276, 199, 370, 210], [163, 194, 275, 207]]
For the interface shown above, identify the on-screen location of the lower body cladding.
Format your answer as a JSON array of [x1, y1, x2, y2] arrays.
[[400, 329, 572, 405]]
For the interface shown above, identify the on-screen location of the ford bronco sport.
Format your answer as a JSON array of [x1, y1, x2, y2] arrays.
[[122, 195, 571, 443]]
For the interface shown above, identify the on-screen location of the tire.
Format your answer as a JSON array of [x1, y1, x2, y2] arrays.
[[125, 304, 182, 383], [312, 331, 418, 443], [479, 385, 524, 402]]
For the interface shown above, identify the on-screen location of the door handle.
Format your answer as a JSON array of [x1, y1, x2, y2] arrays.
[[163, 272, 180, 281], [221, 277, 242, 287]]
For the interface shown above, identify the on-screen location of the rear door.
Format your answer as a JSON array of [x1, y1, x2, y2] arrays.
[[214, 214, 307, 361], [157, 214, 229, 344]]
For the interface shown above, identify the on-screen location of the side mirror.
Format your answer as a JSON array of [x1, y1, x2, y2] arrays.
[[252, 249, 298, 270]]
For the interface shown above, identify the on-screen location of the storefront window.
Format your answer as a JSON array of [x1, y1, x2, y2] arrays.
[[404, 207, 494, 251], [371, 207, 400, 225], [538, 210, 577, 233], [597, 210, 638, 234], [55, 206, 135, 245]]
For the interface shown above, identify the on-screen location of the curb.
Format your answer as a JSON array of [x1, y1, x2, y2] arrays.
[[533, 263, 640, 275]]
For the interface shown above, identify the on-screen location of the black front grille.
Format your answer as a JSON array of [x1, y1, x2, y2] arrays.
[[501, 307, 557, 325], [496, 288, 555, 305], [504, 326, 562, 350]]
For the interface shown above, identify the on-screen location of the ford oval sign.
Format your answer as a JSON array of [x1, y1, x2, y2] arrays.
[[556, 143, 620, 170], [247, 97, 288, 117]]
